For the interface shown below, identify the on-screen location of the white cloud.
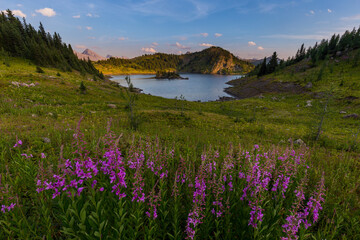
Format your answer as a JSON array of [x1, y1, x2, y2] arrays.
[[141, 47, 156, 53], [16, 4, 23, 7], [174, 42, 190, 50], [2, 10, 27, 18], [215, 33, 222, 37], [263, 34, 328, 40], [118, 37, 128, 41], [152, 42, 159, 46], [341, 14, 360, 21], [73, 15, 80, 18], [199, 43, 213, 47], [248, 41, 256, 46], [86, 26, 93, 30], [257, 46, 264, 50], [309, 10, 315, 15], [13, 10, 26, 18], [200, 33, 208, 37], [327, 9, 332, 13], [75, 45, 87, 49], [88, 36, 96, 40], [35, 8, 56, 17], [86, 13, 99, 18]]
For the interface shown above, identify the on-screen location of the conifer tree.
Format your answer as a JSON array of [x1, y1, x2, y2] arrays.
[[257, 57, 267, 77], [267, 52, 278, 74]]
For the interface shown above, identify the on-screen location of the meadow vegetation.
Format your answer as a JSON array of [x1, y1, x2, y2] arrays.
[[0, 53, 359, 239]]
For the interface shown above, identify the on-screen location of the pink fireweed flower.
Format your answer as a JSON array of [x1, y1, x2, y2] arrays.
[[13, 140, 22, 148], [91, 180, 97, 188], [41, 153, 46, 159], [21, 153, 33, 159], [77, 187, 85, 196]]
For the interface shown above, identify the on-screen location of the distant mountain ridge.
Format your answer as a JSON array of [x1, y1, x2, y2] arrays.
[[95, 46, 254, 75], [74, 49, 106, 61]]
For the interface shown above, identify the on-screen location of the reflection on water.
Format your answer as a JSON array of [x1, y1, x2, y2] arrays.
[[111, 74, 243, 102]]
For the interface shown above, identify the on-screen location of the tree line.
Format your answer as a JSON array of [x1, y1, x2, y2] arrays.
[[251, 26, 360, 77], [97, 53, 181, 72], [0, 10, 103, 78]]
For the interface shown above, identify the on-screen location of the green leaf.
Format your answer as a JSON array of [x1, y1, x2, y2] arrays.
[[80, 207, 87, 224], [94, 231, 101, 238]]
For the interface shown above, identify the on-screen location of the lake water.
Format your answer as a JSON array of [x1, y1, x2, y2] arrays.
[[110, 74, 243, 102]]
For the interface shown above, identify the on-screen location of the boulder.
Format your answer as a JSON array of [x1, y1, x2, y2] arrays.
[[305, 82, 313, 89], [107, 104, 117, 109], [343, 114, 359, 119], [42, 137, 51, 143], [294, 139, 306, 146]]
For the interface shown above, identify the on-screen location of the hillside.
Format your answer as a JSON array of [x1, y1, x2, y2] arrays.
[[0, 54, 359, 239], [226, 28, 360, 101], [94, 46, 254, 75], [0, 10, 102, 77]]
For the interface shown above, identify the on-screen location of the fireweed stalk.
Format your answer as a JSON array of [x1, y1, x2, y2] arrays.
[[30, 127, 325, 239]]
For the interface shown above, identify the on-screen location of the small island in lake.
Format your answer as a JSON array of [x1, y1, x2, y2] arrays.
[[155, 71, 189, 80]]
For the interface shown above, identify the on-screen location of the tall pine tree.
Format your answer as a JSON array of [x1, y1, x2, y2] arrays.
[[257, 57, 267, 77]]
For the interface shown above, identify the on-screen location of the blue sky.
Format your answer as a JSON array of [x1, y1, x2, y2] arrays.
[[1, 0, 360, 59]]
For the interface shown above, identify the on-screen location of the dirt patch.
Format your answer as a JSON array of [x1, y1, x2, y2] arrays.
[[225, 77, 307, 99]]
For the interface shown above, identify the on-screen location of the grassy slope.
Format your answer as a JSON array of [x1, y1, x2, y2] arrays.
[[0, 57, 359, 238]]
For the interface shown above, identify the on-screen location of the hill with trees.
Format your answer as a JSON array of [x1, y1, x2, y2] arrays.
[[226, 27, 360, 102], [249, 27, 360, 77], [0, 10, 103, 78], [94, 46, 254, 75]]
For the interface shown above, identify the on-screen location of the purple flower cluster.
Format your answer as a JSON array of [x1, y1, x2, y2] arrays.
[[185, 176, 207, 239], [1, 203, 16, 213], [23, 130, 325, 240], [0, 172, 17, 214], [281, 174, 326, 240], [37, 147, 127, 199], [238, 146, 312, 229]]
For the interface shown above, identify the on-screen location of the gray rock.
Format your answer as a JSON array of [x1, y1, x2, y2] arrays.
[[343, 114, 359, 119], [107, 104, 117, 109], [48, 112, 53, 116], [305, 82, 313, 89], [340, 111, 347, 114], [42, 137, 51, 143], [31, 114, 38, 118], [336, 51, 342, 57], [306, 100, 312, 107], [294, 139, 306, 146], [258, 94, 264, 99]]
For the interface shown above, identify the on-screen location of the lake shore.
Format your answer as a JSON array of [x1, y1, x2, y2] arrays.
[[109, 74, 243, 102]]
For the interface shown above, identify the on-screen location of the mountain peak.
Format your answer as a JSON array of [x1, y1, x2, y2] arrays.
[[74, 48, 106, 61]]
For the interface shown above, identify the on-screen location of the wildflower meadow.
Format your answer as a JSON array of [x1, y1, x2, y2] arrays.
[[0, 119, 327, 239]]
